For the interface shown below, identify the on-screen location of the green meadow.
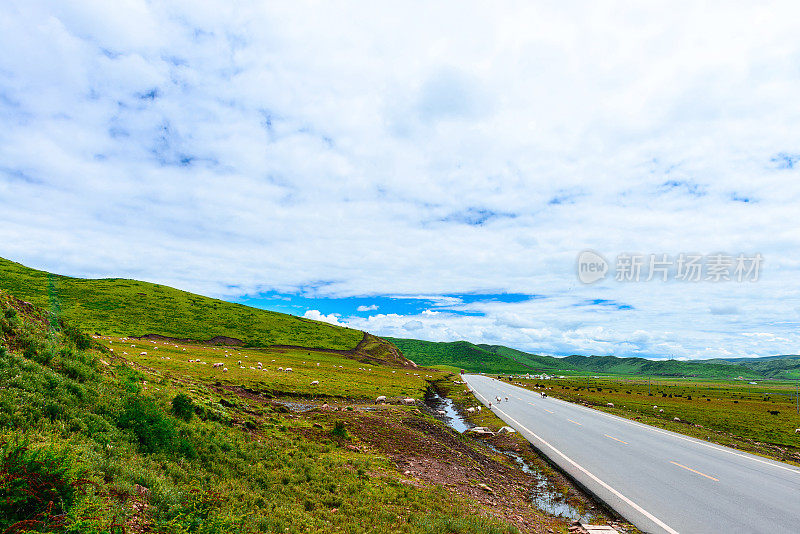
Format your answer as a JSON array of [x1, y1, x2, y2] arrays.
[[99, 336, 439, 400], [0, 290, 526, 534]]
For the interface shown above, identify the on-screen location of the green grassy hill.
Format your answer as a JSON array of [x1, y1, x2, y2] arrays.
[[390, 337, 771, 379], [0, 290, 523, 534], [0, 257, 368, 352], [384, 338, 533, 374]]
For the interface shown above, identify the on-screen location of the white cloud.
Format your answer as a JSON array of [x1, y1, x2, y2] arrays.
[[357, 304, 378, 312], [302, 310, 344, 326], [1, 1, 800, 358]]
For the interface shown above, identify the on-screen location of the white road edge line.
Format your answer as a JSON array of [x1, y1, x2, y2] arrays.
[[469, 383, 679, 534], [503, 380, 800, 476]]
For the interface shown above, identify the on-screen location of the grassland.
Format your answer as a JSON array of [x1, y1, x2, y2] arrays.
[[0, 257, 365, 351], [501, 374, 800, 464], [0, 289, 581, 534], [97, 336, 436, 400]]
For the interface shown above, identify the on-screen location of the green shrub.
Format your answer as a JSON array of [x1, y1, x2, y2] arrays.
[[0, 441, 79, 532], [172, 393, 194, 422], [63, 325, 92, 351], [118, 396, 195, 457], [331, 421, 347, 438], [118, 396, 177, 453]]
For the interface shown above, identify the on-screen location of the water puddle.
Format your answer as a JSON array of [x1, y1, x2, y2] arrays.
[[424, 390, 473, 433], [426, 389, 592, 522], [496, 446, 591, 522]]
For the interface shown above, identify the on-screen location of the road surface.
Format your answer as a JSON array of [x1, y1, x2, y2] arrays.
[[463, 374, 800, 534]]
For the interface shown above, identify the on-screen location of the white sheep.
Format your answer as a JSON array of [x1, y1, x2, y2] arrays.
[[402, 398, 415, 405], [375, 395, 387, 404], [139, 351, 147, 356], [606, 403, 614, 407], [223, 368, 228, 372], [310, 380, 319, 386], [285, 367, 293, 372], [278, 367, 284, 371]]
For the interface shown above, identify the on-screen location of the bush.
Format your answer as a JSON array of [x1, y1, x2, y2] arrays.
[[63, 325, 92, 351], [172, 393, 194, 421], [0, 441, 79, 532], [118, 396, 195, 457], [331, 421, 347, 438]]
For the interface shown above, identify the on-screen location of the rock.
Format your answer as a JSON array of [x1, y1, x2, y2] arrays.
[[468, 426, 495, 436], [478, 483, 493, 492], [313, 422, 323, 429], [498, 426, 516, 434], [673, 417, 681, 422]]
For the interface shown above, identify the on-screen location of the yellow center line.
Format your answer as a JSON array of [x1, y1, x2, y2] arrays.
[[542, 408, 554, 414], [567, 418, 582, 426], [670, 461, 719, 482], [604, 434, 628, 445]]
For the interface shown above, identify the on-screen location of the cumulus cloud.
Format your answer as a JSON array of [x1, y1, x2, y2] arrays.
[[302, 310, 344, 326], [1, 1, 800, 358], [357, 304, 379, 312]]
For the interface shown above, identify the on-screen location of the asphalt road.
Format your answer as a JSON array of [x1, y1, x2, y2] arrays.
[[463, 374, 800, 534]]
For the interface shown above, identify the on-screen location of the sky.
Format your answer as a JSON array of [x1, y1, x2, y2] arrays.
[[2, 1, 800, 359]]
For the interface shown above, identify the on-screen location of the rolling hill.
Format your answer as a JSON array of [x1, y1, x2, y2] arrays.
[[0, 257, 406, 364], [390, 337, 786, 379]]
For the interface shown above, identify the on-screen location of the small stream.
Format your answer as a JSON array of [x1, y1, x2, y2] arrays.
[[425, 390, 591, 522]]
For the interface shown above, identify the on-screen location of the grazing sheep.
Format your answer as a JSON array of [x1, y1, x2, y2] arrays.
[[139, 351, 147, 356], [795, 429, 800, 433], [310, 380, 319, 386], [238, 361, 242, 365], [222, 368, 228, 372], [402, 398, 415, 405], [673, 417, 681, 422], [278, 367, 284, 371], [213, 363, 223, 368], [375, 395, 387, 404], [606, 403, 614, 407], [285, 367, 293, 372], [540, 392, 547, 398], [467, 407, 475, 413], [659, 409, 664, 412]]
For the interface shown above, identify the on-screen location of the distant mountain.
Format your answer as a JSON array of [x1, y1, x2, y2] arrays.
[[704, 355, 800, 379], [391, 337, 783, 379]]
